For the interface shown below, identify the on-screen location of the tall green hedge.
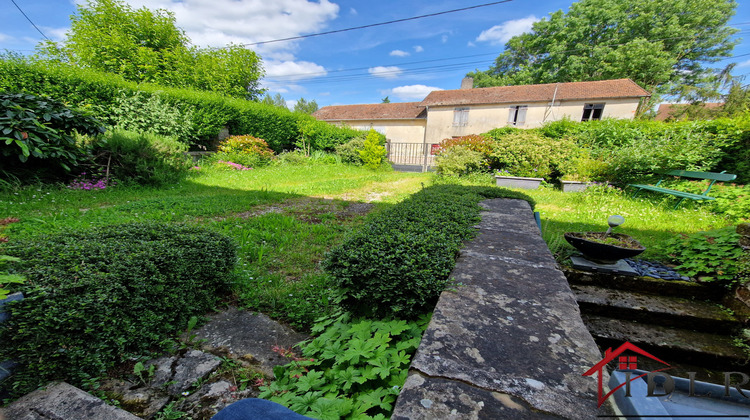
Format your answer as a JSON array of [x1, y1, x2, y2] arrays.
[[0, 59, 359, 151], [0, 223, 236, 396]]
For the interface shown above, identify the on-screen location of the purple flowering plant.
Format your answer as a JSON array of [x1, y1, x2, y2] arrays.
[[67, 172, 116, 190], [218, 160, 253, 171]]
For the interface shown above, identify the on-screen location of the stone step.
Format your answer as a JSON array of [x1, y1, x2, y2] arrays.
[[572, 284, 742, 334], [564, 268, 725, 301], [2, 382, 142, 420], [581, 314, 748, 372]]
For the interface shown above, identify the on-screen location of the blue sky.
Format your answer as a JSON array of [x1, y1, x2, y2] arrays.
[[1, 0, 749, 109]]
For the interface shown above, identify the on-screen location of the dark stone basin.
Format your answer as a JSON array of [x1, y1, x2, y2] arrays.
[[564, 232, 645, 264]]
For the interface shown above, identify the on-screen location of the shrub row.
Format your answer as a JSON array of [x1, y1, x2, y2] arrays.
[[0, 223, 236, 396], [322, 184, 535, 319], [540, 116, 750, 184], [0, 58, 361, 151]]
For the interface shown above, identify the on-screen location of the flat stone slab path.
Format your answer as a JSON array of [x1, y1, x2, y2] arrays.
[[392, 199, 610, 419]]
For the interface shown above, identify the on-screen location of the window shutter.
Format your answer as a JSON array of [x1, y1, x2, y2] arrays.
[[517, 106, 527, 125], [508, 107, 516, 124]]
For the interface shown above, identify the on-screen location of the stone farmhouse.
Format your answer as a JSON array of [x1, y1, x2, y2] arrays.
[[313, 78, 650, 146]]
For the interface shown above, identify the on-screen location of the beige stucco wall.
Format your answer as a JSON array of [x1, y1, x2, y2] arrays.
[[424, 98, 641, 143], [329, 119, 425, 143]]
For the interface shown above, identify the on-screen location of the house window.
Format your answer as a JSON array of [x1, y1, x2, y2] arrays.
[[582, 103, 605, 121], [508, 105, 528, 126], [453, 107, 469, 126]]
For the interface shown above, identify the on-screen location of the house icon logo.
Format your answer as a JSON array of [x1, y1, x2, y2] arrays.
[[582, 341, 671, 408]]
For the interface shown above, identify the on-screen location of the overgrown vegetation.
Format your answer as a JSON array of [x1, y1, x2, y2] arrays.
[[0, 222, 236, 397], [0, 59, 363, 151], [435, 116, 749, 186], [323, 184, 535, 319], [663, 226, 745, 286], [212, 135, 275, 169], [260, 313, 429, 420], [90, 129, 193, 186]]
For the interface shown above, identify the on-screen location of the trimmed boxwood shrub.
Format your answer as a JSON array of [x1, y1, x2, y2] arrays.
[[0, 222, 236, 396], [322, 184, 535, 319]]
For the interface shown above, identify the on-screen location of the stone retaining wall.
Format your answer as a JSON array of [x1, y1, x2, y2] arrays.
[[392, 199, 611, 419]]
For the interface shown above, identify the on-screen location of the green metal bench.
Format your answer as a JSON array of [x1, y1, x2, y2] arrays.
[[629, 170, 737, 209]]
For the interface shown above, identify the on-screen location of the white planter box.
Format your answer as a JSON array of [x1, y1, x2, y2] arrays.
[[561, 180, 594, 192], [495, 175, 543, 189]]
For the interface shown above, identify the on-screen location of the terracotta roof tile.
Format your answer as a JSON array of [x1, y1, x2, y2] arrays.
[[420, 79, 650, 107], [655, 103, 723, 121], [313, 102, 426, 121]]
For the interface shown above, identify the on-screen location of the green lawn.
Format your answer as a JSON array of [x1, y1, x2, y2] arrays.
[[1, 165, 738, 328]]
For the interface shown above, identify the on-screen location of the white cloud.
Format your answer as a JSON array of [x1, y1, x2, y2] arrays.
[[737, 59, 750, 68], [441, 34, 449, 43], [40, 26, 69, 41], [127, 0, 339, 54], [349, 7, 357, 15], [0, 33, 13, 43], [390, 49, 410, 57], [476, 15, 538, 45], [265, 60, 327, 80], [285, 99, 296, 109], [389, 84, 442, 101], [369, 66, 403, 79], [414, 45, 423, 53]]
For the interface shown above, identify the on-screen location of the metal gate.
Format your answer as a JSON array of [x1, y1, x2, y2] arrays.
[[386, 142, 441, 172]]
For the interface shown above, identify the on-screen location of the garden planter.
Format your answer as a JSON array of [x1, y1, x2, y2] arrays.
[[495, 175, 543, 189], [561, 180, 593, 192], [564, 232, 645, 264]]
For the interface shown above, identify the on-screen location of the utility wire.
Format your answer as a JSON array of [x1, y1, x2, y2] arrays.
[[9, 0, 50, 41], [240, 0, 514, 46]]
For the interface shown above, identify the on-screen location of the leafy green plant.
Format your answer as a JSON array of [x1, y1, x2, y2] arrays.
[[0, 222, 236, 396], [0, 255, 25, 301], [435, 145, 486, 176], [214, 135, 275, 168], [323, 184, 535, 319], [91, 129, 192, 185], [335, 138, 365, 165], [109, 92, 195, 142], [663, 226, 744, 285], [0, 92, 104, 172], [359, 130, 386, 170], [260, 313, 429, 419], [484, 129, 580, 180], [297, 120, 366, 154], [133, 361, 156, 386]]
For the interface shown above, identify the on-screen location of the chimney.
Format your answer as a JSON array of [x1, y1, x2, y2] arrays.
[[460, 77, 474, 89]]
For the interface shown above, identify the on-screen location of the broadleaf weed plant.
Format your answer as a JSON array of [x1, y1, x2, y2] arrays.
[[259, 312, 430, 419]]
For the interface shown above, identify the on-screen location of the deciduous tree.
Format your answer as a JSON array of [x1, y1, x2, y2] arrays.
[[293, 98, 319, 114], [37, 0, 264, 99], [469, 0, 738, 111]]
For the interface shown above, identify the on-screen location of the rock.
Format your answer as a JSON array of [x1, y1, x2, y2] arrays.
[[99, 379, 169, 418], [736, 223, 750, 237], [175, 380, 256, 420], [168, 350, 222, 397], [145, 350, 222, 397], [2, 382, 141, 420], [192, 308, 309, 377]]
